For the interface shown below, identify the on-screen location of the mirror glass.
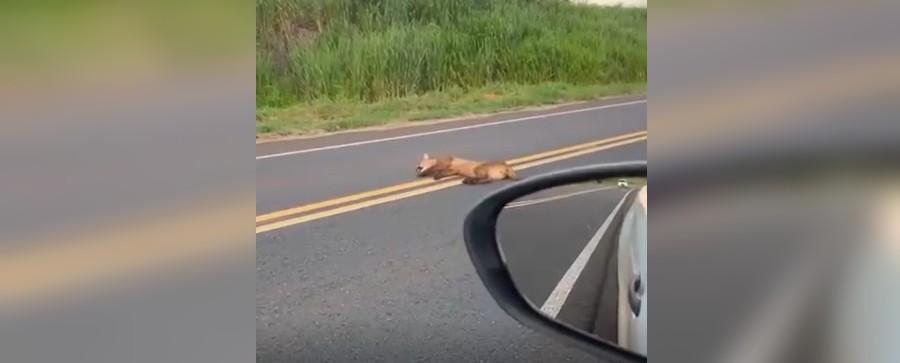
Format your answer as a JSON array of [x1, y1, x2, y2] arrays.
[[496, 176, 647, 356]]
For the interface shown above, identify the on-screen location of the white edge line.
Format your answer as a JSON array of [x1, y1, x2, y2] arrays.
[[540, 189, 635, 318], [256, 99, 647, 160], [505, 187, 615, 209]]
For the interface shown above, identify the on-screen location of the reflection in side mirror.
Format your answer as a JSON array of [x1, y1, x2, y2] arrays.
[[462, 162, 647, 362], [497, 178, 647, 356]]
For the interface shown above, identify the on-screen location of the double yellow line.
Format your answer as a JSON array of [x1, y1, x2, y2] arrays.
[[256, 130, 647, 234], [0, 131, 643, 307]]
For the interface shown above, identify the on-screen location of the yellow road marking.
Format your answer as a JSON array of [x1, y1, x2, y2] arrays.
[[505, 130, 646, 166], [256, 135, 646, 234], [256, 130, 647, 224], [256, 180, 460, 234], [512, 136, 645, 170], [255, 179, 434, 223]]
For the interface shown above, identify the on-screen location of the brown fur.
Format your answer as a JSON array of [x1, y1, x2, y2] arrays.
[[416, 153, 519, 184]]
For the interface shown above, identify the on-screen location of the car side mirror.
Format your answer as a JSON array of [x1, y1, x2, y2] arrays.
[[463, 161, 647, 362]]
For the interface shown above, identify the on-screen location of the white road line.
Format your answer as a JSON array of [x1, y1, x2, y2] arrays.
[[256, 99, 647, 160], [504, 187, 615, 209], [540, 189, 635, 318]]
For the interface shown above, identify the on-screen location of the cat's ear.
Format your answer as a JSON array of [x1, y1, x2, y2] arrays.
[[423, 153, 429, 159]]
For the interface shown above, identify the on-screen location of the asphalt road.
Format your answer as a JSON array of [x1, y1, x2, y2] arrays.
[[256, 97, 647, 362], [256, 95, 646, 214], [497, 184, 635, 343]]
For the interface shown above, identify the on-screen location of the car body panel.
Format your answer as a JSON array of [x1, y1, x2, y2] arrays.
[[617, 186, 647, 355]]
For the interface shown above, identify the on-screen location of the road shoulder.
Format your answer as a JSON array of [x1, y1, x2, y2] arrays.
[[256, 94, 646, 158]]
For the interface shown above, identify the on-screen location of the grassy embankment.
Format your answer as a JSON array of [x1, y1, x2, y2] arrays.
[[256, 0, 646, 139]]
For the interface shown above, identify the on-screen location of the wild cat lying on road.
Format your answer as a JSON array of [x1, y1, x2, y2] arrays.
[[415, 153, 520, 184]]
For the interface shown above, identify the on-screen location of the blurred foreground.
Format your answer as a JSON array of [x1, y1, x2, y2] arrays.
[[651, 0, 900, 362], [0, 1, 255, 362]]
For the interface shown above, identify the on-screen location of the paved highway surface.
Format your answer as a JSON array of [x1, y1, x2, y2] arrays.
[[498, 184, 636, 343], [256, 96, 647, 362]]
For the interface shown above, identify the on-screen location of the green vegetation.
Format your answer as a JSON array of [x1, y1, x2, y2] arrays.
[[257, 0, 646, 138], [256, 81, 644, 138]]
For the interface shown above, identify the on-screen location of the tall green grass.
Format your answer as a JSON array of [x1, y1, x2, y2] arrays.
[[257, 0, 646, 108]]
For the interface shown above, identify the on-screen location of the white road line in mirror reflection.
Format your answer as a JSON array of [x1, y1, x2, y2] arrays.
[[540, 189, 635, 318], [504, 187, 614, 209]]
